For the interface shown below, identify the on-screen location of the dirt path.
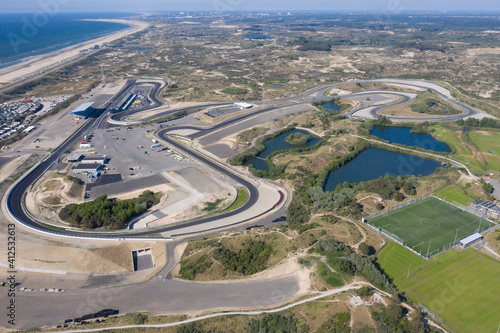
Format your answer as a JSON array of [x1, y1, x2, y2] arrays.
[[51, 281, 394, 333], [328, 213, 368, 250]]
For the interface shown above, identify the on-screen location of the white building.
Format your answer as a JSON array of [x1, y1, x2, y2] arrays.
[[72, 163, 102, 174], [22, 125, 36, 134], [233, 102, 253, 110], [81, 155, 108, 164]]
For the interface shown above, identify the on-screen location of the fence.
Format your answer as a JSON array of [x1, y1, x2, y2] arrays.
[[365, 223, 405, 246], [433, 195, 498, 225], [366, 195, 431, 258], [369, 195, 432, 220], [418, 303, 444, 324], [366, 195, 498, 259]]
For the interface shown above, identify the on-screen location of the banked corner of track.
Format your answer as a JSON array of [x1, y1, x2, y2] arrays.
[[5, 78, 481, 241]]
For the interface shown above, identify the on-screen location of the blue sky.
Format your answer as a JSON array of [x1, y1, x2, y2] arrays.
[[2, 0, 499, 12]]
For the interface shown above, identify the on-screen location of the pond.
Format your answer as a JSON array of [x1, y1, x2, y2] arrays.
[[371, 126, 451, 153], [250, 129, 322, 171], [321, 102, 341, 112], [323, 148, 442, 191], [247, 34, 271, 40]]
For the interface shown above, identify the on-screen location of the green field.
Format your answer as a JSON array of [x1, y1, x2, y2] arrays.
[[378, 242, 500, 333], [369, 197, 493, 257], [429, 125, 500, 172], [429, 125, 485, 172], [468, 130, 500, 171], [435, 185, 474, 206]]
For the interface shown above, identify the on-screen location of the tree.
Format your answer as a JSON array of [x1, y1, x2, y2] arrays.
[[408, 311, 427, 333], [58, 191, 160, 230], [357, 286, 373, 297], [338, 259, 355, 275], [287, 193, 310, 227], [358, 242, 370, 256], [385, 303, 403, 327]]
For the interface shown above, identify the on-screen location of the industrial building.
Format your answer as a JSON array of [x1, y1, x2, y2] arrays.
[[68, 154, 84, 162], [22, 125, 36, 134], [72, 163, 102, 174], [472, 200, 500, 219], [81, 155, 108, 164], [71, 102, 95, 119]]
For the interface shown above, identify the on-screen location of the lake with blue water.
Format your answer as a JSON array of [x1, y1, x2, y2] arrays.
[[250, 129, 321, 171], [371, 126, 451, 152], [321, 103, 341, 112], [323, 148, 441, 191], [247, 34, 271, 40]]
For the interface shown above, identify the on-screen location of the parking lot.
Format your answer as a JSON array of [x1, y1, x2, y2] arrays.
[[70, 124, 200, 198]]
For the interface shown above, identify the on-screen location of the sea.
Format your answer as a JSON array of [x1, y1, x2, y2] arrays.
[[0, 12, 135, 70]]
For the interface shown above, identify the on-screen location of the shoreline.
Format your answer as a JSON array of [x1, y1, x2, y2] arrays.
[[0, 19, 149, 84]]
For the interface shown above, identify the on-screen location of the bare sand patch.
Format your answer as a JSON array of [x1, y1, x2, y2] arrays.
[[145, 168, 236, 228], [110, 183, 173, 201], [173, 245, 312, 297], [0, 240, 165, 274], [0, 155, 31, 183], [25, 171, 84, 226], [466, 47, 500, 57], [385, 83, 425, 92]]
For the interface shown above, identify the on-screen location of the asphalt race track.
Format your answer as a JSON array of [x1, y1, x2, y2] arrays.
[[5, 78, 482, 240], [5, 80, 264, 239]]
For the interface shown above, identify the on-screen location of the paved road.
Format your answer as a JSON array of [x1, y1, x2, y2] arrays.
[[43, 283, 374, 333], [4, 80, 278, 239], [0, 156, 16, 171], [5, 78, 482, 240], [4, 272, 299, 329], [3, 77, 486, 330]]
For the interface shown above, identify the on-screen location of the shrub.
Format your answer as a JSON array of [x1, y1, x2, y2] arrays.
[[58, 190, 160, 230], [213, 239, 272, 275]]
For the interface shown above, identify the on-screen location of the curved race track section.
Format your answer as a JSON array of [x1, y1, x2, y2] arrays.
[[5, 78, 482, 240]]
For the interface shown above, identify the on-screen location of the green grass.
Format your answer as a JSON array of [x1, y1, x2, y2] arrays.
[[221, 87, 248, 95], [378, 243, 500, 333], [468, 130, 500, 171], [435, 185, 474, 206], [369, 197, 493, 257], [429, 125, 485, 172], [224, 187, 250, 213], [202, 198, 224, 212], [377, 242, 428, 282], [316, 262, 344, 287], [377, 241, 457, 284]]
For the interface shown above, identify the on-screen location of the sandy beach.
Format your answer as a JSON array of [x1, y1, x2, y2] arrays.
[[0, 19, 149, 84]]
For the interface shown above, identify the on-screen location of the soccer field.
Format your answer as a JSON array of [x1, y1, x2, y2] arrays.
[[378, 243, 500, 333], [369, 197, 494, 257]]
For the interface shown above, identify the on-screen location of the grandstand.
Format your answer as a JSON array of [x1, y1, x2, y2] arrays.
[[71, 102, 95, 119]]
